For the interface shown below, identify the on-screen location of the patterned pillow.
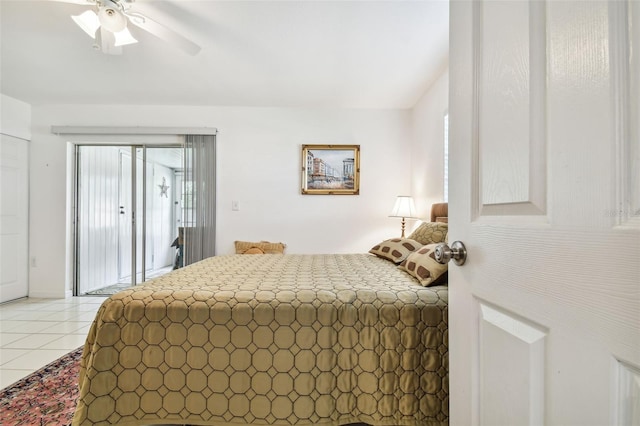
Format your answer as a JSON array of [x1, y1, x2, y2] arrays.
[[399, 244, 448, 286], [407, 222, 448, 245], [369, 238, 422, 264], [243, 247, 265, 254], [235, 241, 285, 254]]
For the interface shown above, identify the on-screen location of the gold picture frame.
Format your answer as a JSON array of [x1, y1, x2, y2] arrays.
[[301, 144, 360, 195]]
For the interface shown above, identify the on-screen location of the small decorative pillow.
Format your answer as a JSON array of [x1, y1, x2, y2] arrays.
[[235, 240, 286, 254], [399, 244, 448, 286], [407, 222, 448, 245], [369, 238, 422, 264], [242, 247, 265, 254]]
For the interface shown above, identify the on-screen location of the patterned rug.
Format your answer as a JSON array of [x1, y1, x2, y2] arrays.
[[0, 347, 83, 426]]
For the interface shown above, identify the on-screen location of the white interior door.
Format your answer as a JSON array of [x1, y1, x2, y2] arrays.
[[0, 135, 29, 303], [449, 1, 640, 425]]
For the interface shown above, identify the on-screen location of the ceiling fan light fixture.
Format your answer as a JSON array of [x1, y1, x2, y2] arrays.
[[71, 10, 100, 39], [63, 0, 201, 55], [114, 27, 138, 46], [126, 12, 146, 26], [98, 2, 127, 33]]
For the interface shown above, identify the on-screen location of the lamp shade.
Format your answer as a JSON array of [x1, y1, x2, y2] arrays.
[[389, 196, 417, 218]]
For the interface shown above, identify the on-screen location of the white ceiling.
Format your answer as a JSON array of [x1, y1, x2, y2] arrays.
[[0, 0, 449, 109]]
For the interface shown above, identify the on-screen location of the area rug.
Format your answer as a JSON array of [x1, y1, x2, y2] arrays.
[[0, 346, 83, 426]]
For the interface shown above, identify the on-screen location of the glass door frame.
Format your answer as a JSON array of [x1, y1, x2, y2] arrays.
[[73, 143, 182, 295]]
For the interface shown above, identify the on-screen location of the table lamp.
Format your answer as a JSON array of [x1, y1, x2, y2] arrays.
[[389, 195, 417, 238]]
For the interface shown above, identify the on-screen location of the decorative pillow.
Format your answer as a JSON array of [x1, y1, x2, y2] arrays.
[[399, 244, 448, 286], [242, 247, 265, 254], [368, 238, 422, 264], [407, 222, 448, 245], [235, 241, 286, 254]]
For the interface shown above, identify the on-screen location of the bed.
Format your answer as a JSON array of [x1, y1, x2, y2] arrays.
[[73, 215, 449, 426]]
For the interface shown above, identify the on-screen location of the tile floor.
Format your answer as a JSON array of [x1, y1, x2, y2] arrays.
[[0, 296, 106, 390]]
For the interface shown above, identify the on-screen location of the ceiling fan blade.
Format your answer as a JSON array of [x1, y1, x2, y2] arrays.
[[43, 0, 98, 5], [126, 12, 201, 56]]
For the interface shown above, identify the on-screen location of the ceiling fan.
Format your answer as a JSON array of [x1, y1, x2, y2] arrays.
[[51, 0, 201, 55]]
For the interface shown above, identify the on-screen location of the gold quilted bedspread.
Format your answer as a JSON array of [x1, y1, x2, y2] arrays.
[[73, 254, 448, 426]]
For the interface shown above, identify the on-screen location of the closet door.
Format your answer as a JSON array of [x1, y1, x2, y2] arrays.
[[0, 134, 29, 303]]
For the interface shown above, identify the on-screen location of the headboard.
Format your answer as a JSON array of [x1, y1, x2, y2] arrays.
[[430, 202, 448, 223]]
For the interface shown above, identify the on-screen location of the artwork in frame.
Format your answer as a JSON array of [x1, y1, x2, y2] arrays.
[[301, 144, 360, 195]]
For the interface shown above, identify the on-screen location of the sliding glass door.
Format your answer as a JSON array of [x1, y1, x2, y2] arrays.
[[75, 145, 183, 295], [145, 147, 183, 278]]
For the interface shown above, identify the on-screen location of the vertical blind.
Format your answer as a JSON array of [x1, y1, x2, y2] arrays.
[[183, 134, 216, 265]]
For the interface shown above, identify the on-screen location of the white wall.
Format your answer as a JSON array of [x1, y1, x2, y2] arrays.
[[410, 69, 449, 220], [30, 105, 414, 297], [0, 94, 31, 140]]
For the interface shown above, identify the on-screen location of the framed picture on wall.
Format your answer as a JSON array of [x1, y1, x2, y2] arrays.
[[301, 144, 360, 195]]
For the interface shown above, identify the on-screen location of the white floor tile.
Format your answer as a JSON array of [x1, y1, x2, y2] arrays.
[[7, 302, 61, 312], [74, 324, 93, 335], [40, 334, 87, 350], [0, 321, 22, 333], [73, 312, 100, 322], [64, 303, 105, 312], [4, 333, 66, 349], [82, 296, 109, 304], [0, 368, 35, 389], [1, 348, 70, 370], [4, 310, 60, 321], [0, 333, 31, 347], [0, 349, 30, 365], [38, 310, 86, 321], [0, 320, 64, 334], [0, 310, 23, 321], [39, 321, 92, 334]]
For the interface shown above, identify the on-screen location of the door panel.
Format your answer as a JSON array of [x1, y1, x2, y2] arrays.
[[479, 0, 546, 212], [76, 146, 125, 294], [119, 147, 142, 284], [0, 135, 28, 303], [479, 303, 545, 426], [478, 0, 547, 216], [618, 0, 640, 228], [135, 147, 144, 283], [449, 1, 640, 425], [616, 362, 640, 425], [118, 149, 133, 281]]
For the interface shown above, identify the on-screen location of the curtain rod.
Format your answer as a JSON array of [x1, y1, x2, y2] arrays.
[[51, 126, 217, 136]]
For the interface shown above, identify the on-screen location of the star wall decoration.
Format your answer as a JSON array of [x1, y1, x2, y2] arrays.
[[159, 177, 170, 198]]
